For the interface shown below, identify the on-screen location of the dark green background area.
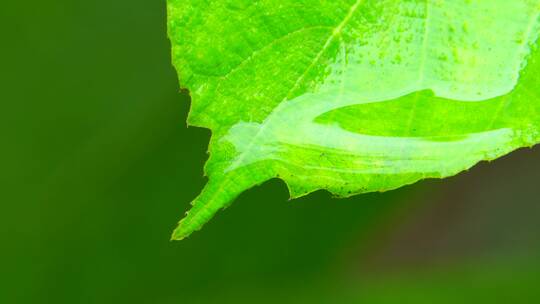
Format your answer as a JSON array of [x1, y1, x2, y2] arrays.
[[2, 1, 540, 303]]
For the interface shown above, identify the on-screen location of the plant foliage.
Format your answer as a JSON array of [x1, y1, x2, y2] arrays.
[[167, 0, 540, 240]]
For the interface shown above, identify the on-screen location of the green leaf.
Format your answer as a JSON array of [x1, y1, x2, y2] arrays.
[[167, 0, 540, 240]]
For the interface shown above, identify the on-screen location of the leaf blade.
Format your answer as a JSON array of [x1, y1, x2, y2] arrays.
[[168, 0, 540, 240]]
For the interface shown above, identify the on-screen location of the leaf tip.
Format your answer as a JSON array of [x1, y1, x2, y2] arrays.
[[170, 222, 190, 241]]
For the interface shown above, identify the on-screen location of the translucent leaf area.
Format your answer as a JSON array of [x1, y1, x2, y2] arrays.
[[167, 0, 540, 239]]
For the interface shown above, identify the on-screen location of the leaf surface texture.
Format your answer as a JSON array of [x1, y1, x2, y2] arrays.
[[167, 0, 540, 239]]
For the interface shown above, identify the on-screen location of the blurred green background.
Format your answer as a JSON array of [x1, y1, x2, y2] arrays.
[[2, 1, 540, 303]]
